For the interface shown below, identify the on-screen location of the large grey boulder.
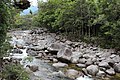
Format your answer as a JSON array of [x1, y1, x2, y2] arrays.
[[47, 43, 65, 53], [71, 52, 83, 63], [57, 48, 73, 63], [52, 62, 68, 68], [86, 65, 99, 76], [114, 63, 120, 73]]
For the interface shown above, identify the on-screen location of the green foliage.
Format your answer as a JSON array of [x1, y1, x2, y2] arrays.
[[0, 1, 16, 57], [14, 14, 35, 30], [34, 0, 120, 49], [2, 63, 29, 80]]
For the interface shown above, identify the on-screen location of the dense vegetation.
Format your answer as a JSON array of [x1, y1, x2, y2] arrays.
[[34, 0, 120, 50], [0, 0, 29, 80]]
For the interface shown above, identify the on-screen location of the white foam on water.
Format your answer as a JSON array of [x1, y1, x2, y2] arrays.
[[76, 76, 93, 80]]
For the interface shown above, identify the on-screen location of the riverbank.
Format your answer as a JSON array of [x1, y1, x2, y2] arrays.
[[7, 28, 120, 80]]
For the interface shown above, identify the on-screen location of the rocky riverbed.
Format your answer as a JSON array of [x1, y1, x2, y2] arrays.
[[7, 28, 120, 80]]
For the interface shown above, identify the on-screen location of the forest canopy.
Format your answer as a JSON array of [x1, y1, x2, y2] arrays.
[[34, 0, 120, 49]]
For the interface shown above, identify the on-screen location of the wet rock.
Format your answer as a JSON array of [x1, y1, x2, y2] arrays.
[[76, 64, 86, 68], [26, 65, 39, 72], [86, 65, 99, 76], [114, 63, 120, 73], [106, 68, 115, 76], [57, 48, 73, 63], [65, 69, 79, 79], [47, 43, 65, 53], [71, 52, 83, 63], [98, 61, 110, 69], [52, 62, 68, 68]]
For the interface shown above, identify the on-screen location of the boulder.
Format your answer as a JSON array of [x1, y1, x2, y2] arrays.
[[78, 58, 87, 64], [27, 49, 38, 56], [65, 40, 73, 45], [85, 59, 93, 66], [98, 61, 110, 69], [86, 65, 99, 76], [71, 52, 83, 63], [35, 53, 43, 58], [112, 55, 120, 63], [26, 65, 39, 72], [51, 71, 65, 77], [106, 68, 115, 76], [57, 48, 73, 63], [52, 62, 68, 68], [96, 70, 106, 77], [47, 43, 65, 53], [114, 63, 120, 73], [65, 69, 79, 79], [52, 58, 58, 63]]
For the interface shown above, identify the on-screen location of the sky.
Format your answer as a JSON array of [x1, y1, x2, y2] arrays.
[[20, 0, 47, 15]]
